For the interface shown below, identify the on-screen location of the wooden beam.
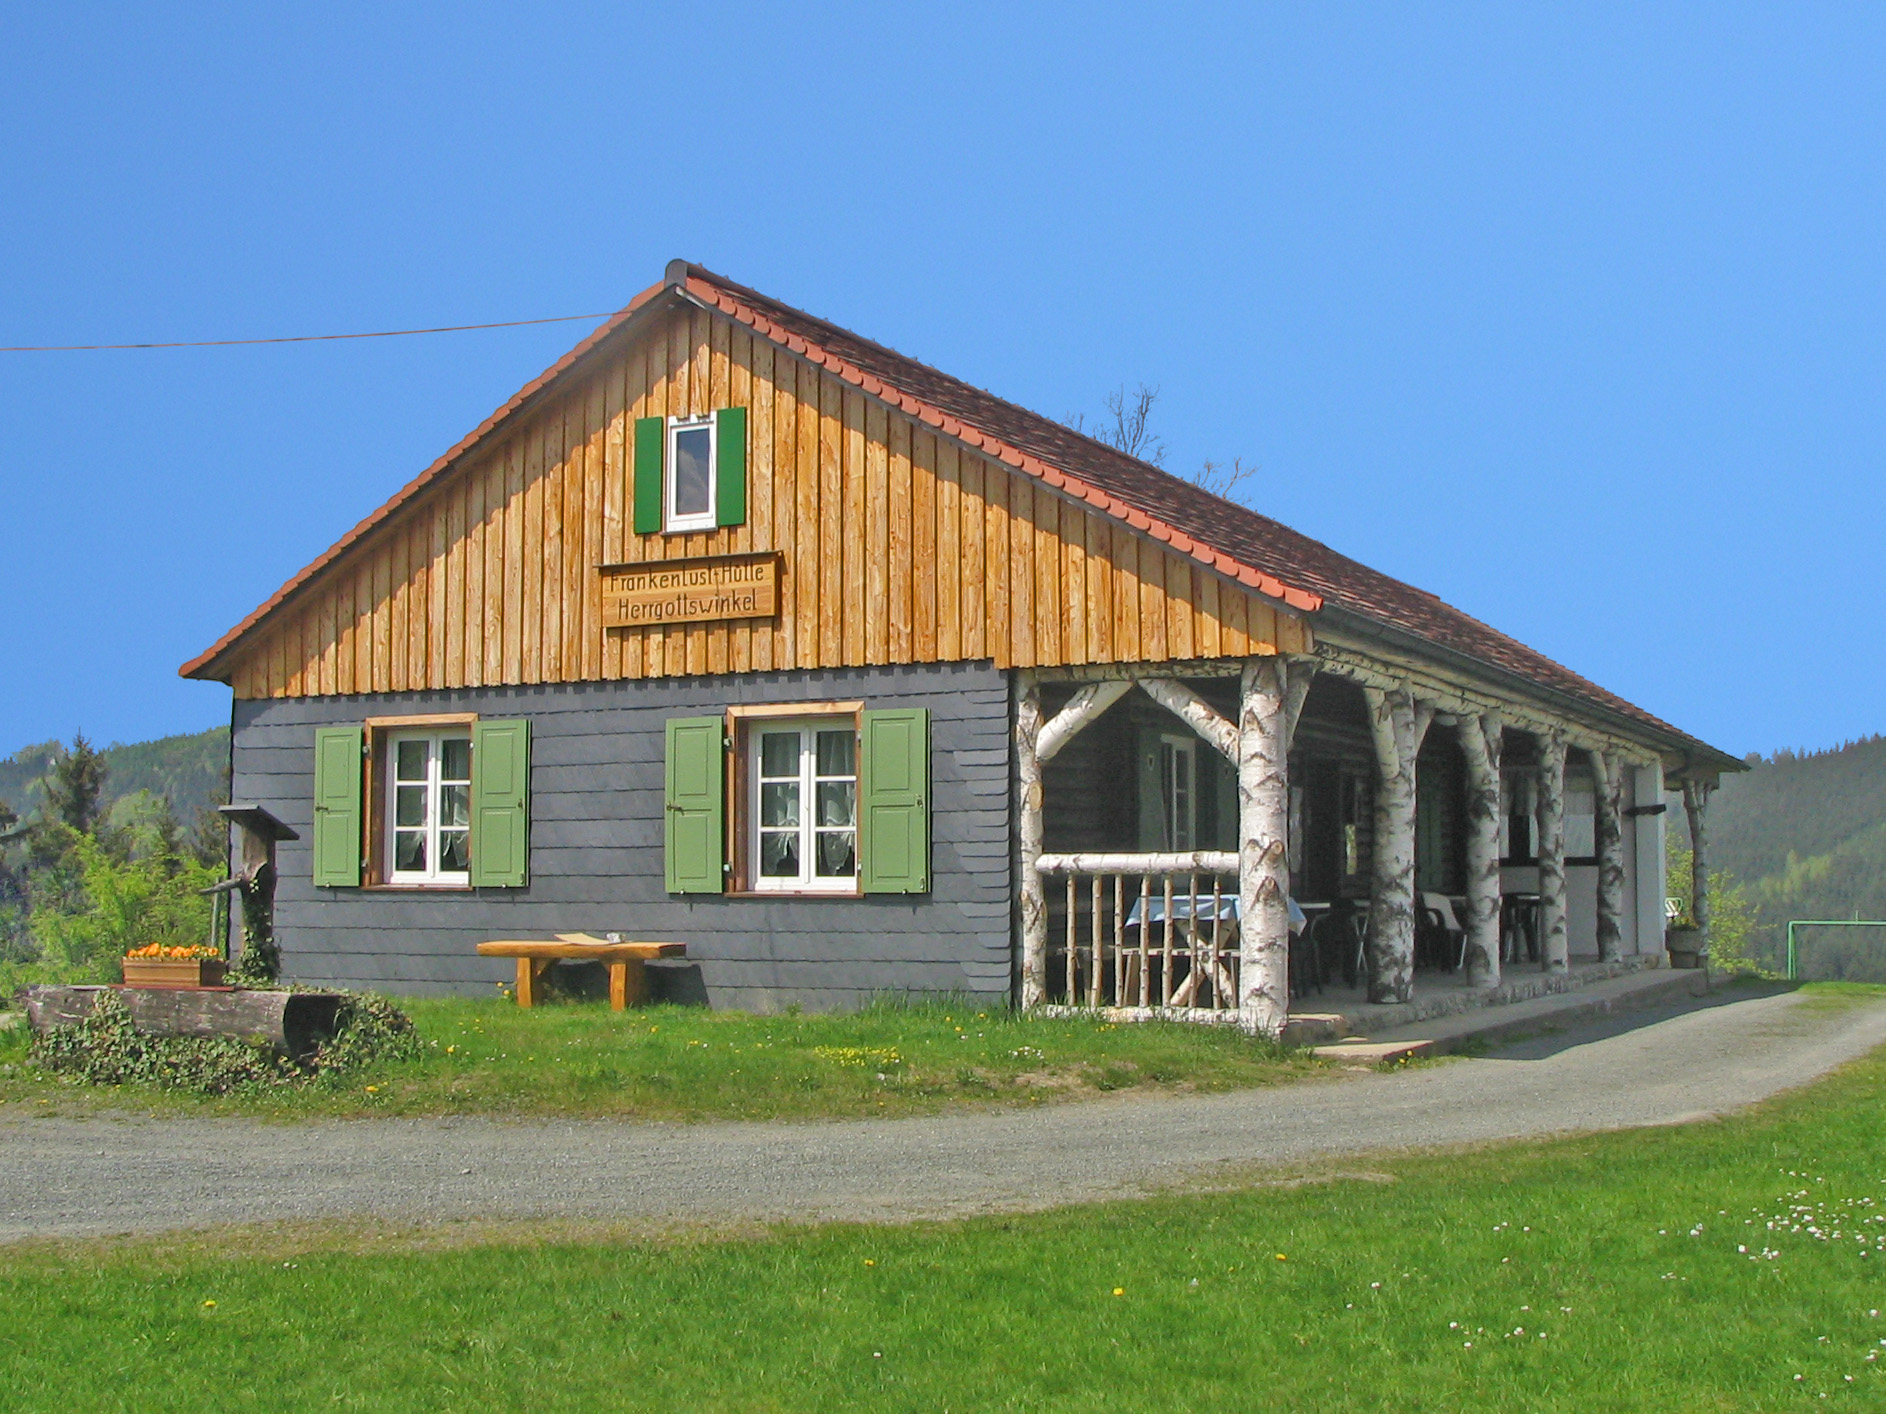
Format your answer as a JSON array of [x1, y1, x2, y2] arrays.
[[1282, 660, 1315, 750], [1137, 677, 1238, 764], [1036, 851, 1238, 874], [1036, 680, 1133, 763], [1314, 640, 1657, 770]]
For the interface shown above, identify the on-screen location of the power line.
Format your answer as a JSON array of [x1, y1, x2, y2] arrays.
[[0, 311, 617, 353]]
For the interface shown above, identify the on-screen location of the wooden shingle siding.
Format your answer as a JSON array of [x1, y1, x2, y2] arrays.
[[226, 306, 1311, 699]]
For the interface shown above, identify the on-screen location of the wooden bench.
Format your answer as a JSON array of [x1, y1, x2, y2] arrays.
[[475, 935, 688, 1010]]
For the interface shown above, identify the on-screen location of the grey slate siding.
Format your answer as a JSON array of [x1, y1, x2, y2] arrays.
[[231, 662, 1013, 1010]]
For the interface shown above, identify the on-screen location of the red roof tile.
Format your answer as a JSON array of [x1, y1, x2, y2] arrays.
[[181, 260, 1734, 770], [678, 264, 1729, 765]]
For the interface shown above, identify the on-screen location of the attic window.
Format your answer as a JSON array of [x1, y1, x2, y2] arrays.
[[666, 417, 717, 532]]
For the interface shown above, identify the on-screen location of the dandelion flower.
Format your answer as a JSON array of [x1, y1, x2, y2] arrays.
[[1113, 1288, 1125, 1297]]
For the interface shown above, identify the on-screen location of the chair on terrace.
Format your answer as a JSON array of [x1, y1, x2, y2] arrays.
[[1416, 893, 1467, 973]]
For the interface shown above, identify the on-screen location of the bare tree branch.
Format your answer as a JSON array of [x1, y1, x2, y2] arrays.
[[1194, 456, 1260, 503], [1065, 383, 1167, 467], [1066, 383, 1261, 504]]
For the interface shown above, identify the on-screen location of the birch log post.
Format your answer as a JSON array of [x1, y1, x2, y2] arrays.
[[1137, 677, 1240, 761], [1037, 679, 1133, 764], [1237, 658, 1291, 1037], [1591, 749, 1626, 961], [1457, 713, 1504, 987], [1282, 661, 1316, 751], [1682, 779, 1714, 958], [1363, 686, 1433, 1004], [1536, 730, 1569, 974], [1016, 673, 1048, 1008]]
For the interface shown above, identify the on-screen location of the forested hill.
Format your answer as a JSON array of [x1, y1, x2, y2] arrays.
[[1709, 735, 1886, 884], [1702, 736, 1886, 966], [0, 727, 228, 825], [2, 722, 1880, 933]]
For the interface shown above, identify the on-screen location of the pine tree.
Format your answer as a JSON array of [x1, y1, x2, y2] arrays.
[[42, 733, 107, 835]]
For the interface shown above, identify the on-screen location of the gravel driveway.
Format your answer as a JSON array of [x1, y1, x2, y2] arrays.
[[3, 985, 1881, 1241]]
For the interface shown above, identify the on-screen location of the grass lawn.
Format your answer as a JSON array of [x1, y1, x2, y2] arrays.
[[4, 992, 1885, 1411], [0, 994, 1327, 1121]]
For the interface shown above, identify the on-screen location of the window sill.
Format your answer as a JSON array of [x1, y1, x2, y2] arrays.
[[724, 888, 863, 900], [361, 882, 476, 893]]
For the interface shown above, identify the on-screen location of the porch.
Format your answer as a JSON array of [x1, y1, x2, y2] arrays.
[[1015, 643, 1685, 1037]]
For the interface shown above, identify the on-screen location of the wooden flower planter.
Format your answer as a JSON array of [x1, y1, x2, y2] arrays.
[[121, 957, 227, 989]]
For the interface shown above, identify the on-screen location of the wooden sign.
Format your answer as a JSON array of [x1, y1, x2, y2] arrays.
[[599, 551, 781, 629]]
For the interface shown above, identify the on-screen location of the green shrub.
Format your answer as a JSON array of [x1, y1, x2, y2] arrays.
[[28, 828, 216, 976]]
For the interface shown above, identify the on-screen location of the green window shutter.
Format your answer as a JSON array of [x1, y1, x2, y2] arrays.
[[715, 406, 747, 528], [860, 708, 930, 894], [312, 726, 364, 887], [471, 719, 531, 887], [633, 415, 664, 535], [665, 716, 725, 893]]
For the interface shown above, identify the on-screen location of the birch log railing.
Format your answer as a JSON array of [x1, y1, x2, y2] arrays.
[[1036, 852, 1242, 1016]]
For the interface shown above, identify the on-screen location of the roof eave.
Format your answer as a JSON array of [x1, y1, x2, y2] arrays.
[[670, 274, 1327, 618], [178, 278, 686, 683], [1317, 603, 1747, 777]]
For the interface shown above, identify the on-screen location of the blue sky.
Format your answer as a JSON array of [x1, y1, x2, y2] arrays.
[[2, 3, 1881, 760]]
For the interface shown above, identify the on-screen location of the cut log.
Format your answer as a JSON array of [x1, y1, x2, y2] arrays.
[[1362, 686, 1432, 1004], [1282, 662, 1316, 751], [1536, 731, 1569, 973], [1036, 679, 1132, 763], [1016, 672, 1048, 1009], [1035, 851, 1237, 875], [22, 986, 345, 1060], [1136, 677, 1238, 763], [1458, 712, 1504, 987], [1682, 779, 1714, 956], [1591, 749, 1626, 961], [1237, 658, 1291, 1037]]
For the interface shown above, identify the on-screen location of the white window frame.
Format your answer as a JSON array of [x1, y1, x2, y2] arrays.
[[384, 729, 473, 886], [746, 716, 859, 895], [665, 415, 718, 533], [1564, 767, 1597, 861], [1158, 733, 1197, 852]]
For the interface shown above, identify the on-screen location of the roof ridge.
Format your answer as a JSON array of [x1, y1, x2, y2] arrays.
[[179, 260, 1736, 768], [679, 264, 1724, 759]]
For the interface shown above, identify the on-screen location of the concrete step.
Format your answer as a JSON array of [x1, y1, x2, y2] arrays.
[[1310, 1037, 1436, 1065], [1279, 1012, 1350, 1047], [1310, 966, 1708, 1064]]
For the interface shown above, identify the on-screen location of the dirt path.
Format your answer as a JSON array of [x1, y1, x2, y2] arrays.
[[4, 986, 1882, 1241]]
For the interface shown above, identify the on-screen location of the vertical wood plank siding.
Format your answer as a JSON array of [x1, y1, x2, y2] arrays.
[[224, 307, 1310, 697]]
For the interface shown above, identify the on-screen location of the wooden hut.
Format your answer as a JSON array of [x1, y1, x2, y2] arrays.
[[181, 261, 1741, 1033]]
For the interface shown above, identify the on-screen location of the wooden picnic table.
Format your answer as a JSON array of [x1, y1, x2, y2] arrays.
[[475, 935, 687, 1009]]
